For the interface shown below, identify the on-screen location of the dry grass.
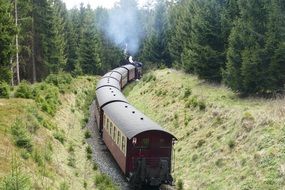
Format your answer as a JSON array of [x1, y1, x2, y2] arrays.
[[125, 69, 285, 190], [0, 76, 101, 189]]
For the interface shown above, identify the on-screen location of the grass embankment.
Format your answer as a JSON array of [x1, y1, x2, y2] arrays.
[[0, 74, 117, 190], [125, 69, 285, 190]]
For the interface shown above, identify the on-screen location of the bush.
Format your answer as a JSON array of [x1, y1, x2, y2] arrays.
[[228, 139, 236, 149], [45, 72, 73, 86], [34, 83, 60, 116], [32, 149, 44, 166], [53, 131, 65, 144], [177, 179, 184, 190], [86, 145, 92, 154], [185, 96, 206, 110], [0, 82, 10, 98], [0, 172, 31, 190], [94, 174, 117, 190], [15, 81, 33, 99], [67, 155, 76, 168], [60, 182, 69, 190], [85, 130, 91, 139], [45, 72, 73, 93], [11, 119, 33, 152], [183, 87, 192, 99], [142, 72, 156, 83]]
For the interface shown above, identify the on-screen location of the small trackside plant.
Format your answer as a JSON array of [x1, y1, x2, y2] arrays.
[[34, 83, 60, 116], [0, 81, 10, 98], [11, 119, 33, 152], [85, 130, 91, 139], [15, 80, 34, 99], [45, 72, 73, 93], [142, 72, 156, 83], [53, 131, 66, 144], [183, 87, 192, 99], [94, 174, 118, 190], [177, 179, 184, 190]]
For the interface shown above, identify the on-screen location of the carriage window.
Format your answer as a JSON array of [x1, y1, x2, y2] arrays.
[[113, 126, 116, 140], [121, 136, 126, 153], [117, 131, 121, 145], [142, 138, 150, 148], [109, 122, 112, 135]]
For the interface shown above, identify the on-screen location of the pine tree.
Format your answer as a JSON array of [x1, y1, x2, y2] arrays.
[[188, 0, 226, 82], [265, 0, 285, 92], [224, 0, 269, 94], [140, 0, 171, 67], [47, 0, 67, 73], [78, 5, 102, 75], [0, 0, 16, 83]]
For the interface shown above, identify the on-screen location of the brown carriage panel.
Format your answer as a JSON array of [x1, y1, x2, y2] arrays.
[[103, 128, 127, 173], [126, 131, 173, 174]]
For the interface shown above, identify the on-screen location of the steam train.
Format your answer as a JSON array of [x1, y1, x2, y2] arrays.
[[94, 60, 176, 188]]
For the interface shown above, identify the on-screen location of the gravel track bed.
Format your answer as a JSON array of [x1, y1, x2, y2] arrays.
[[86, 101, 130, 190]]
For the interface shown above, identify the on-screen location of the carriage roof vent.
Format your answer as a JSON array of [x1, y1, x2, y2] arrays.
[[140, 117, 144, 120], [132, 111, 135, 114]]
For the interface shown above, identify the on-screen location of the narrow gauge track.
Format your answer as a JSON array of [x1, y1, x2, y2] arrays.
[[92, 61, 176, 188]]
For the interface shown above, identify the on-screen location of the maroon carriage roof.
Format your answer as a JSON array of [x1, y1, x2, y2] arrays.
[[121, 64, 135, 71], [96, 87, 128, 108], [104, 71, 122, 82], [103, 102, 176, 140], [96, 77, 121, 90], [112, 68, 128, 78]]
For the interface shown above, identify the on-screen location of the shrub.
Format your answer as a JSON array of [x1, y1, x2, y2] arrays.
[[67, 155, 76, 168], [94, 174, 117, 190], [32, 149, 44, 166], [142, 72, 156, 83], [183, 87, 192, 99], [0, 82, 10, 98], [11, 119, 33, 152], [45, 72, 73, 87], [228, 139, 236, 149], [53, 131, 65, 144], [68, 144, 75, 153], [93, 163, 98, 171], [177, 179, 184, 190], [85, 130, 91, 139], [45, 72, 73, 93], [198, 100, 206, 110], [15, 81, 33, 99], [0, 172, 31, 189], [185, 96, 206, 110], [34, 83, 60, 116], [86, 145, 92, 154], [60, 182, 69, 190]]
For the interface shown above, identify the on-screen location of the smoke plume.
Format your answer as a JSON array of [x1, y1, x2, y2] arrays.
[[104, 0, 143, 55]]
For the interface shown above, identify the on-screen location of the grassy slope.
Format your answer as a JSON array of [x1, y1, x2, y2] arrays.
[[0, 76, 105, 189], [125, 69, 285, 190]]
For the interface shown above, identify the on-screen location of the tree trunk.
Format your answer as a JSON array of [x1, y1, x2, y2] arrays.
[[32, 16, 36, 83], [15, 0, 20, 85]]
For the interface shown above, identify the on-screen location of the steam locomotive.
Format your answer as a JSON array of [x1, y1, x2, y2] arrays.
[[94, 60, 176, 188]]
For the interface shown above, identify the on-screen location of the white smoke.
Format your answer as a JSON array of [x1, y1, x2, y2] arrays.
[[104, 0, 143, 55]]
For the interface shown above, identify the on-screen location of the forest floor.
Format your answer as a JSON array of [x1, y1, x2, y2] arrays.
[[125, 69, 285, 190], [0, 76, 116, 189]]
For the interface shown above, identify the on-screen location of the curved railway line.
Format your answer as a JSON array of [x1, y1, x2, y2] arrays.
[[93, 61, 177, 188]]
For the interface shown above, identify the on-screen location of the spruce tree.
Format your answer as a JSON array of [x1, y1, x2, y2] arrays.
[[0, 0, 16, 83], [78, 5, 102, 75], [188, 0, 226, 82]]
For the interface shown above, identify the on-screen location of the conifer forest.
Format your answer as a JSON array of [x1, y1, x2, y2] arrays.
[[0, 0, 284, 95]]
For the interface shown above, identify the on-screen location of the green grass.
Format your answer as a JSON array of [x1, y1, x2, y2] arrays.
[[0, 75, 113, 189], [125, 69, 285, 190]]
